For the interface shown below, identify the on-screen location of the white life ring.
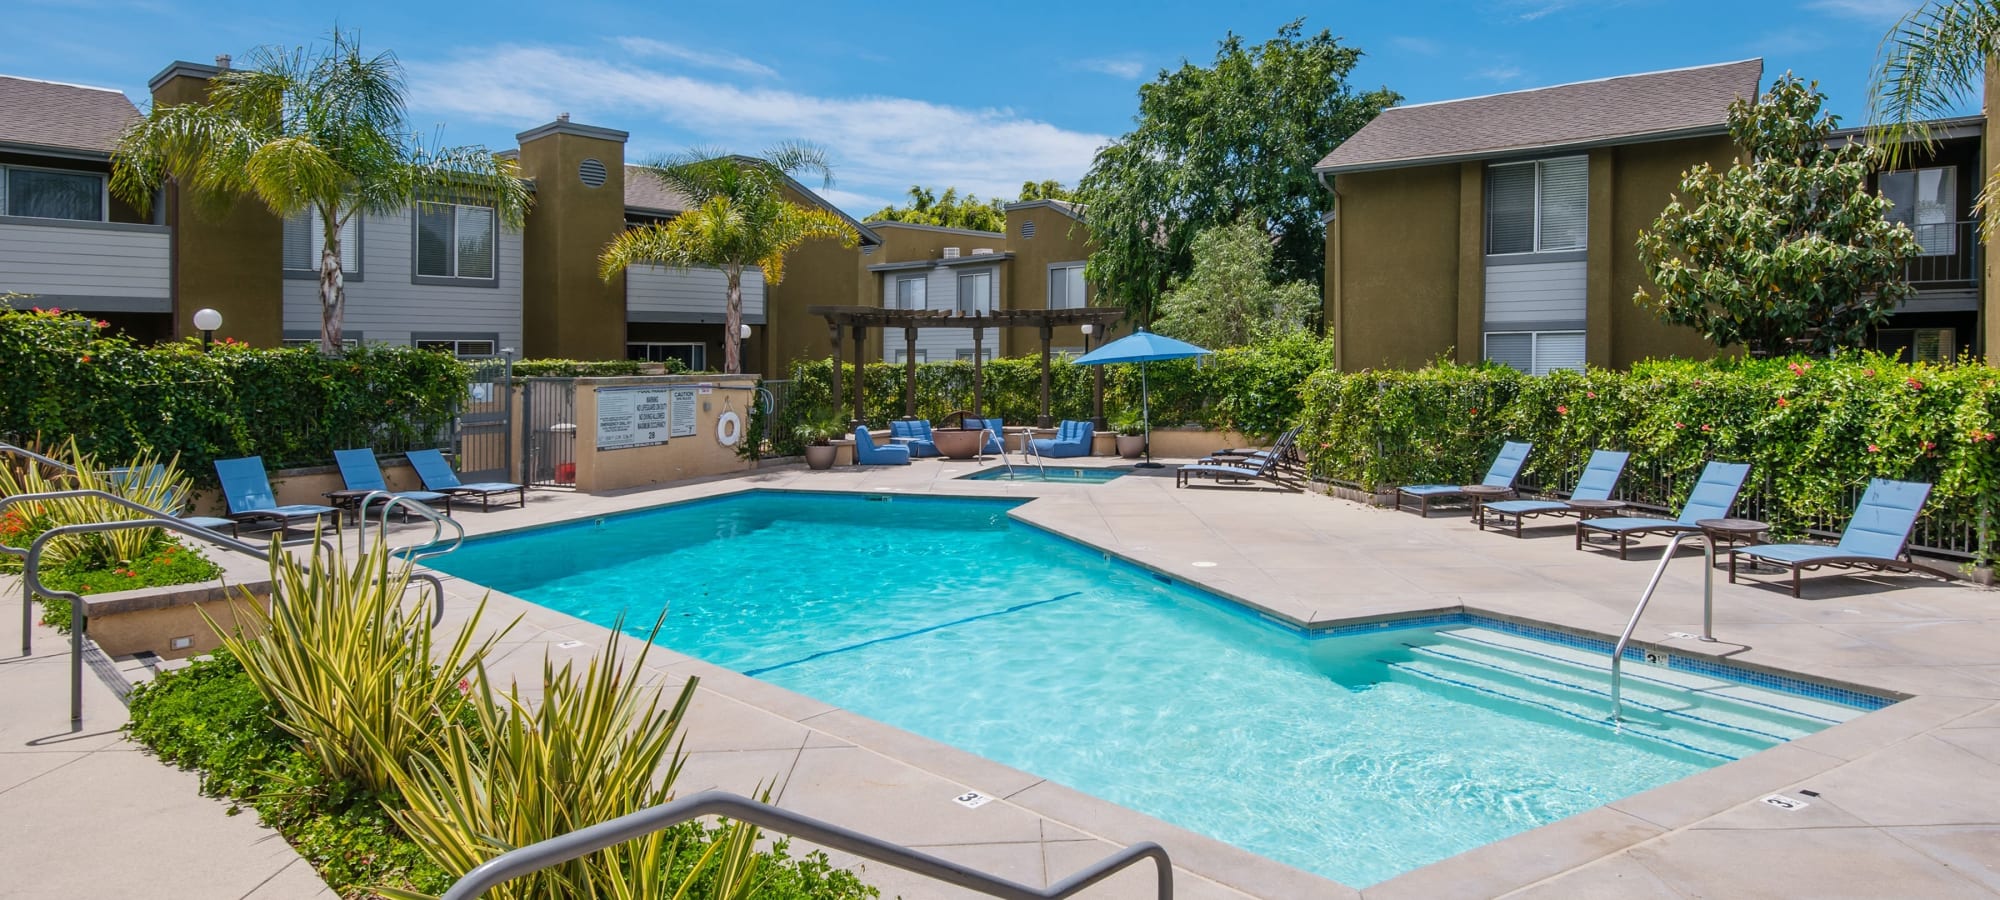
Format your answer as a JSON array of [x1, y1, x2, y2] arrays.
[[716, 410, 743, 447]]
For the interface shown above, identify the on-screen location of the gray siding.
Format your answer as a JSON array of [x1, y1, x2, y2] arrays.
[[0, 217, 170, 311], [1483, 259, 1586, 328], [880, 264, 999, 362], [627, 266, 766, 322], [283, 207, 522, 349]]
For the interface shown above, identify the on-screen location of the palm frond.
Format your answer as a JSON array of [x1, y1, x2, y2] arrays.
[[1867, 0, 2000, 166], [763, 139, 835, 189]]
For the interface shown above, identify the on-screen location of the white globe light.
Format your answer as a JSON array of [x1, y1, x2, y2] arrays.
[[1081, 323, 1095, 335], [737, 324, 752, 340], [192, 308, 223, 331]]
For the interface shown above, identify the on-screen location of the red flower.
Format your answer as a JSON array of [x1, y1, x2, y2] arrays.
[[1776, 397, 1790, 408], [95, 320, 109, 328], [1556, 405, 1569, 415], [1701, 424, 1713, 432], [1906, 378, 1925, 391], [78, 355, 91, 364], [1787, 362, 1810, 375], [1923, 441, 1936, 451], [1863, 368, 1876, 378], [1585, 391, 1597, 399], [1868, 444, 1881, 453], [1468, 408, 1478, 416], [1673, 422, 1684, 429]]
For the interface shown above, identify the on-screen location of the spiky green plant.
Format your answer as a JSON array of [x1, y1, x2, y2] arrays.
[[212, 535, 511, 795], [0, 440, 192, 569]]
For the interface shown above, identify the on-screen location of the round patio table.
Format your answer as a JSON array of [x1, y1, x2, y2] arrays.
[[1566, 498, 1628, 519], [1460, 483, 1516, 528]]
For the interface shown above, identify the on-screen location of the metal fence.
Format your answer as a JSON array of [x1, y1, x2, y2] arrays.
[[456, 357, 513, 483], [521, 377, 577, 488], [1903, 221, 1979, 286]]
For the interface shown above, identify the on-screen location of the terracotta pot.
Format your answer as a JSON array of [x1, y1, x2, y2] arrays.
[[1116, 434, 1146, 458], [804, 444, 838, 470]]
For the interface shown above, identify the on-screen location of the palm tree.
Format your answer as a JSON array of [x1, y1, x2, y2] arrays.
[[600, 144, 858, 374], [111, 29, 531, 352], [1870, 2, 2000, 232]]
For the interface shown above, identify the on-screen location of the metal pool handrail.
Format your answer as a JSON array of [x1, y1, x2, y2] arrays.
[[1610, 532, 1694, 721], [439, 789, 1173, 900], [0, 442, 77, 474]]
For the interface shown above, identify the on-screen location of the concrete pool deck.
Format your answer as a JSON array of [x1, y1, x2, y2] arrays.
[[6, 455, 1998, 898]]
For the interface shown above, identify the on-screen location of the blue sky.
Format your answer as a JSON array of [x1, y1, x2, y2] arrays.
[[0, 0, 1936, 215]]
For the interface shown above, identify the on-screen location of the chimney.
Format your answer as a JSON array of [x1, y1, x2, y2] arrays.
[[215, 54, 231, 70], [558, 112, 570, 122]]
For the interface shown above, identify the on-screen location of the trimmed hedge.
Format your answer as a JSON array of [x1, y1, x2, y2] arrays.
[[513, 358, 665, 378], [1298, 355, 2000, 565], [0, 310, 467, 481], [758, 333, 1333, 455]]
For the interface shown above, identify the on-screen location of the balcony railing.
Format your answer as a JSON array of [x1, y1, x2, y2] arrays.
[[0, 216, 172, 312], [1903, 220, 1979, 286]]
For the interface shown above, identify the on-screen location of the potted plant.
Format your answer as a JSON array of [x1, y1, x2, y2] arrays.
[[794, 407, 845, 470], [1111, 410, 1147, 459]]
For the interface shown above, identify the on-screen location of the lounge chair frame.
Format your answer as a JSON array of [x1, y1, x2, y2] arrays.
[[1393, 441, 1531, 517], [1727, 478, 1936, 598], [1478, 449, 1629, 538], [1574, 461, 1752, 559], [405, 449, 526, 510]]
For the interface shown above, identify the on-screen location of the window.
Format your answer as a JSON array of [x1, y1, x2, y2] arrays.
[[1484, 331, 1585, 375], [415, 337, 498, 358], [1880, 167, 1957, 256], [957, 270, 994, 314], [1486, 157, 1587, 255], [890, 349, 927, 363], [281, 336, 360, 350], [415, 202, 496, 280], [2, 166, 104, 221], [954, 347, 996, 362], [1875, 327, 1956, 364], [628, 342, 705, 370], [1048, 264, 1086, 309], [283, 208, 361, 275], [895, 275, 927, 310]]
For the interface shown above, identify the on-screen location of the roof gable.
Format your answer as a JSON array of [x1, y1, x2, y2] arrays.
[[0, 75, 141, 156]]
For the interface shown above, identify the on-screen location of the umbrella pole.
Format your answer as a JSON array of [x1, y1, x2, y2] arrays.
[[1136, 361, 1162, 469]]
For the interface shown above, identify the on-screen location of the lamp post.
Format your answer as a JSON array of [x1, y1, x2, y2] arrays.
[[192, 308, 222, 349], [1082, 323, 1105, 429]]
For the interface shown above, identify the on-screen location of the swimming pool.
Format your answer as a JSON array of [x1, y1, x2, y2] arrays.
[[959, 465, 1129, 483], [429, 491, 1880, 887]]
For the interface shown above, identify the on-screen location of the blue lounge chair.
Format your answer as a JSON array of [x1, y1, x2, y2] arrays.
[[1730, 479, 1934, 597], [888, 419, 939, 457], [962, 417, 1005, 455], [1479, 449, 1630, 537], [1032, 420, 1093, 459], [332, 449, 452, 518], [405, 449, 525, 511], [1575, 461, 1751, 559], [853, 426, 911, 465], [214, 456, 341, 535], [1177, 429, 1300, 490], [107, 464, 238, 535], [1395, 441, 1532, 517]]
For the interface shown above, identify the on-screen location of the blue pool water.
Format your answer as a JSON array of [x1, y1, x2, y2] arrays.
[[960, 466, 1129, 483], [429, 491, 1873, 887]]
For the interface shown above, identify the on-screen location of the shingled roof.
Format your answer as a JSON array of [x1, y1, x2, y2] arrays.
[[1316, 59, 1763, 175], [0, 75, 141, 156], [622, 164, 696, 215]]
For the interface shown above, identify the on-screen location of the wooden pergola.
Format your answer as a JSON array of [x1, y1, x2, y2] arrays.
[[809, 306, 1127, 427]]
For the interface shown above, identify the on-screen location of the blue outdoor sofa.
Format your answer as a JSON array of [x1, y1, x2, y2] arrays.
[[1031, 420, 1093, 459], [853, 426, 911, 465]]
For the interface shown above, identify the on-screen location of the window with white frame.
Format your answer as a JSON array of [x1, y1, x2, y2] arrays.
[[415, 202, 496, 280], [1048, 264, 1086, 309], [627, 342, 704, 370], [415, 337, 498, 358], [1484, 331, 1585, 375], [890, 348, 928, 363], [1879, 167, 1957, 256], [1875, 327, 1956, 364], [1486, 157, 1587, 255], [283, 208, 361, 275], [954, 347, 996, 362], [957, 270, 994, 314], [2, 165, 105, 221], [894, 275, 927, 310]]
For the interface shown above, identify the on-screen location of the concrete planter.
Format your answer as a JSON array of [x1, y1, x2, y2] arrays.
[[1115, 434, 1146, 458], [804, 444, 838, 470], [80, 550, 274, 659]]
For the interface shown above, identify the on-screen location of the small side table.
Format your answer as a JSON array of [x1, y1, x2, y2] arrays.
[[323, 489, 372, 517], [1695, 517, 1770, 642], [1460, 484, 1516, 528], [1565, 498, 1628, 519]]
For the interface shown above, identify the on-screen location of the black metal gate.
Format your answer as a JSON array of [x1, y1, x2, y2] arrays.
[[522, 377, 578, 488], [457, 357, 513, 483]]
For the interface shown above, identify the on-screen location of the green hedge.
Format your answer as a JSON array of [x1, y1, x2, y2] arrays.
[[757, 333, 1333, 455], [0, 309, 467, 480], [1298, 355, 2000, 565], [513, 358, 674, 378]]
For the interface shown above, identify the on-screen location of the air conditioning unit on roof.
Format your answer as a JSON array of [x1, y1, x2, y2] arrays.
[[971, 248, 994, 255], [942, 247, 960, 258]]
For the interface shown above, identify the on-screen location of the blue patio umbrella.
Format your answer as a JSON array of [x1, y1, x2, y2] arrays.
[[1072, 328, 1212, 467]]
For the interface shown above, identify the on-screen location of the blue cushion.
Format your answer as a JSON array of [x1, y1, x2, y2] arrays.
[[1580, 516, 1692, 534], [888, 420, 939, 456], [1182, 463, 1263, 479], [1836, 479, 1930, 558], [1398, 484, 1465, 497], [1675, 461, 1752, 524], [1568, 450, 1630, 501], [854, 427, 911, 465], [1483, 499, 1570, 516], [1482, 441, 1533, 487], [1735, 543, 1850, 565]]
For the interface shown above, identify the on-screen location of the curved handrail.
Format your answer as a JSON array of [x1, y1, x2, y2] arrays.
[[439, 790, 1172, 900], [357, 491, 463, 626], [0, 442, 78, 474], [1610, 532, 1693, 721]]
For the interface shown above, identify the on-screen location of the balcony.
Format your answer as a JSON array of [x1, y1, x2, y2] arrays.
[[625, 265, 766, 325], [1903, 220, 1979, 287], [0, 216, 171, 312]]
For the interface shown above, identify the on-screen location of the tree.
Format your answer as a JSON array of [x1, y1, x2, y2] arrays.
[[600, 145, 857, 374], [1870, 1, 2000, 235], [111, 30, 530, 352], [1152, 216, 1318, 348], [1075, 20, 1397, 322], [1634, 76, 1918, 357], [865, 185, 1006, 232]]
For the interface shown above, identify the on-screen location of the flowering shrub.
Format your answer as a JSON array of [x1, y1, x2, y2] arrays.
[[0, 309, 468, 480], [1299, 354, 2000, 566]]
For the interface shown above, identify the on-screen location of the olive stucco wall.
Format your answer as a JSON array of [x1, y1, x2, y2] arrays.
[[762, 181, 868, 379], [1326, 163, 1463, 370], [151, 66, 282, 346], [1001, 203, 1097, 354], [516, 123, 627, 361], [1984, 66, 2000, 365], [1607, 135, 1738, 365]]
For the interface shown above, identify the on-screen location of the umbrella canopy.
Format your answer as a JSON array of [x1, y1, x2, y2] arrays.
[[1072, 328, 1211, 366]]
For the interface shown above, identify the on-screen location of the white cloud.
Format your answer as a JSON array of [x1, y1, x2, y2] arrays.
[[1075, 57, 1146, 79], [1475, 65, 1527, 84], [407, 45, 1109, 216], [1388, 36, 1444, 57], [611, 37, 778, 79], [1805, 0, 1918, 22]]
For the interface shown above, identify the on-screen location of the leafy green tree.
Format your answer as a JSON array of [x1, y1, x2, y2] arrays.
[[1015, 180, 1078, 203], [601, 145, 857, 374], [1075, 20, 1397, 322], [1870, 1, 2000, 235], [111, 30, 530, 352], [865, 185, 1006, 232], [1153, 216, 1319, 348], [1635, 75, 1918, 357]]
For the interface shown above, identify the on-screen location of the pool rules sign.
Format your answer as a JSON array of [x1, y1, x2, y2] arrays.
[[595, 386, 673, 450]]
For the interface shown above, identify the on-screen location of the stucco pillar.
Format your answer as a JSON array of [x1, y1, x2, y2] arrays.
[[1984, 64, 2000, 364], [1456, 163, 1485, 364], [1038, 320, 1054, 427], [1585, 150, 1617, 367], [827, 321, 842, 420], [850, 325, 867, 424]]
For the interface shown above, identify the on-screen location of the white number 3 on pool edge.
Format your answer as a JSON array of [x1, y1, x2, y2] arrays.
[[953, 791, 992, 809]]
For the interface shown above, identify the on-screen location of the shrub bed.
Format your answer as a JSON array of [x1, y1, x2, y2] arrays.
[[1298, 354, 2000, 566]]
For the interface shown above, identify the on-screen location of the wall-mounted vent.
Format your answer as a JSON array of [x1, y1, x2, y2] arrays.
[[942, 247, 961, 258], [578, 158, 609, 188], [970, 248, 994, 255], [1020, 220, 1036, 239]]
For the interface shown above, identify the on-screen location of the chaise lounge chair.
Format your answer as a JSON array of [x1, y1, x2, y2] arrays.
[[1575, 461, 1751, 559], [888, 419, 939, 457], [853, 426, 911, 465], [1032, 420, 1094, 459], [1730, 478, 1934, 598], [107, 463, 239, 535], [404, 449, 526, 511], [332, 449, 453, 518], [962, 417, 1006, 455], [1395, 441, 1532, 517], [1176, 430, 1300, 490], [214, 456, 341, 535], [1205, 425, 1303, 469], [1478, 449, 1629, 538]]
